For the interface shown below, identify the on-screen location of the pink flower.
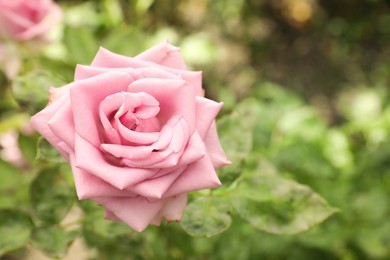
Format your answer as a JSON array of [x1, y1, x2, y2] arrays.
[[0, 0, 62, 41], [31, 41, 230, 231]]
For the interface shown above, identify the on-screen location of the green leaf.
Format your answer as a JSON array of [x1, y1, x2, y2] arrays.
[[101, 27, 148, 57], [0, 113, 30, 133], [273, 143, 335, 179], [36, 137, 67, 163], [12, 70, 64, 114], [0, 209, 34, 256], [217, 99, 265, 185], [0, 159, 22, 192], [0, 159, 32, 209], [83, 209, 131, 239], [232, 165, 338, 235], [31, 226, 79, 258], [102, 0, 123, 25], [135, 0, 155, 15], [276, 107, 326, 141], [18, 133, 38, 165], [64, 26, 99, 64], [218, 114, 247, 158], [30, 167, 75, 224], [181, 198, 232, 237], [181, 34, 217, 65]]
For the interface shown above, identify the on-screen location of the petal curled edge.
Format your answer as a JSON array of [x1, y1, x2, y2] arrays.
[[48, 98, 75, 151], [163, 153, 222, 198], [74, 65, 178, 82], [135, 40, 187, 70], [69, 154, 137, 199], [74, 134, 158, 190], [116, 116, 192, 169], [150, 193, 188, 225], [127, 131, 206, 199], [31, 88, 72, 160], [70, 71, 135, 147], [128, 78, 196, 132], [195, 97, 223, 139], [204, 122, 231, 169], [91, 46, 203, 96], [94, 196, 165, 232]]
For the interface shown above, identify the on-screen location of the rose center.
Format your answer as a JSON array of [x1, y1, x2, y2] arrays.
[[99, 91, 161, 145]]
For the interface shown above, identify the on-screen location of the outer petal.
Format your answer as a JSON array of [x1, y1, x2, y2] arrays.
[[150, 193, 187, 225], [195, 97, 223, 138], [69, 155, 136, 199], [91, 47, 203, 95], [129, 166, 186, 200], [74, 134, 158, 190], [74, 65, 179, 82], [30, 90, 72, 159], [135, 40, 187, 70], [94, 196, 165, 232], [48, 98, 75, 151], [104, 209, 120, 221], [163, 154, 221, 198], [204, 122, 231, 169]]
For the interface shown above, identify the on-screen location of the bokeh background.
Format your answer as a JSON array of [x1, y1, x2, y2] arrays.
[[1, 0, 390, 259]]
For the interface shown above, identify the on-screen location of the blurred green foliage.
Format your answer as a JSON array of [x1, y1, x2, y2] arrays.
[[0, 0, 390, 259]]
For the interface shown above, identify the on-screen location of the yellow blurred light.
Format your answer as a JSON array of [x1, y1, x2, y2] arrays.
[[291, 1, 312, 23], [285, 0, 313, 24]]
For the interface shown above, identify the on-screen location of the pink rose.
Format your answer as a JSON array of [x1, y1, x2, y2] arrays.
[[0, 0, 62, 41], [31, 41, 230, 231]]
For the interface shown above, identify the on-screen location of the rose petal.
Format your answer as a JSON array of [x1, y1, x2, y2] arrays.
[[195, 97, 223, 138], [204, 122, 231, 169], [48, 98, 75, 151], [152, 130, 206, 178], [0, 9, 34, 36], [135, 40, 187, 70], [0, 0, 61, 41], [104, 209, 120, 221], [162, 154, 222, 198], [15, 4, 62, 40], [74, 134, 158, 189], [98, 91, 160, 143], [150, 193, 187, 225], [116, 117, 191, 169], [70, 154, 136, 199], [129, 166, 186, 199], [31, 90, 72, 160], [128, 131, 207, 198], [94, 196, 165, 232], [70, 71, 135, 147], [128, 78, 196, 131], [74, 65, 134, 81], [116, 119, 160, 145], [101, 143, 157, 159], [91, 47, 203, 95], [182, 71, 203, 96]]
